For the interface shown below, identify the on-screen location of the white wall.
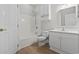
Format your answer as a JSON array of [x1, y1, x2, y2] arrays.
[[35, 4, 49, 33], [35, 4, 66, 32], [18, 5, 37, 49], [36, 4, 49, 16]]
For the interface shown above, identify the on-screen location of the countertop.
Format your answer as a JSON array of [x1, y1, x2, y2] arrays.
[[49, 30, 79, 35]]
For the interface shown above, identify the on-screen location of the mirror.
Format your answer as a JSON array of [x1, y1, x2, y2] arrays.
[[58, 6, 77, 27]]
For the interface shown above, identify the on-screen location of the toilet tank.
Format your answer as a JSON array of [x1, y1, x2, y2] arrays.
[[42, 31, 49, 37]]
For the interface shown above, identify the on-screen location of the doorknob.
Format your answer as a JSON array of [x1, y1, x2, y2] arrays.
[[0, 28, 6, 31]]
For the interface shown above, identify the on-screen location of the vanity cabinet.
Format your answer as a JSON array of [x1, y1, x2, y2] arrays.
[[49, 32, 61, 49], [49, 31, 79, 54]]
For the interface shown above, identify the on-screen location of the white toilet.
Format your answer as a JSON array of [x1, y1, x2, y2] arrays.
[[37, 31, 49, 46]]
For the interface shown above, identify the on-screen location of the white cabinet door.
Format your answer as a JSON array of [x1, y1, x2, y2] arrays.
[[49, 32, 61, 49], [61, 34, 79, 53]]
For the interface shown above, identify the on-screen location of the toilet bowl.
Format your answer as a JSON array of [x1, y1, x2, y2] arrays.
[[38, 31, 49, 41], [37, 31, 49, 46], [37, 36, 47, 41]]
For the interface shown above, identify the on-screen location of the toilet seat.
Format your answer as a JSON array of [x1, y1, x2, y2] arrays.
[[37, 36, 46, 41], [37, 31, 49, 46]]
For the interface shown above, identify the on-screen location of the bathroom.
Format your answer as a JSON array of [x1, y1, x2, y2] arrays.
[[0, 4, 79, 54], [16, 4, 79, 54]]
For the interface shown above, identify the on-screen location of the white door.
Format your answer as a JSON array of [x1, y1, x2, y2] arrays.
[[61, 34, 79, 53], [0, 5, 18, 54], [0, 5, 9, 53]]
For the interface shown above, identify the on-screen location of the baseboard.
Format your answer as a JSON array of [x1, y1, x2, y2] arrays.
[[50, 47, 67, 54], [17, 35, 37, 51]]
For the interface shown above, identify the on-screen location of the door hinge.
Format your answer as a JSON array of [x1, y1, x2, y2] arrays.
[[17, 44, 19, 48], [17, 24, 19, 28], [17, 5, 19, 8]]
